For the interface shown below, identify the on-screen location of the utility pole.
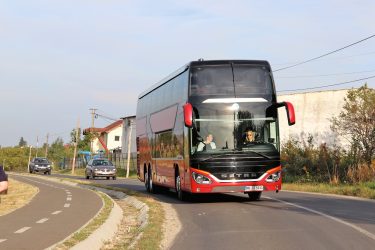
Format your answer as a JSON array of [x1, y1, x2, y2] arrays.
[[36, 136, 39, 158], [89, 108, 97, 155], [126, 119, 133, 178], [28, 146, 32, 173], [45, 133, 49, 158], [72, 118, 80, 175]]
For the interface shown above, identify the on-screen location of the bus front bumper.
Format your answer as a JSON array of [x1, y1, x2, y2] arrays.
[[189, 166, 282, 194]]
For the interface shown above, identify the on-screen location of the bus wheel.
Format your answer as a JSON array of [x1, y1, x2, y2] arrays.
[[175, 174, 188, 201], [149, 167, 155, 193], [247, 191, 262, 201], [145, 170, 150, 192]]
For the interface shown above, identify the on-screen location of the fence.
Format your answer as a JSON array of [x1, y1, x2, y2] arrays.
[[59, 152, 137, 172]]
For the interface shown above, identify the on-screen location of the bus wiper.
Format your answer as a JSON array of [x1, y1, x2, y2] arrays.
[[232, 148, 271, 160], [200, 153, 233, 162]]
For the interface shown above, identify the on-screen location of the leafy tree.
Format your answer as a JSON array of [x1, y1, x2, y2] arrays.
[[331, 84, 375, 168], [70, 128, 81, 144], [18, 137, 27, 147], [78, 132, 94, 151]]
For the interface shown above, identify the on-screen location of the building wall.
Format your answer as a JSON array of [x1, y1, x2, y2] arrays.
[[106, 126, 122, 150], [91, 125, 123, 153], [277, 89, 349, 146]]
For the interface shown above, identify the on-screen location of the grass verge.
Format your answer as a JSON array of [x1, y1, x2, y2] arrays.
[[283, 182, 375, 199], [0, 177, 39, 216], [55, 191, 113, 249]]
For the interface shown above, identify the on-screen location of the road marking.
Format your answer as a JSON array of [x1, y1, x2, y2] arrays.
[[0, 239, 7, 243], [265, 196, 375, 241], [64, 203, 70, 208], [66, 191, 71, 194], [52, 210, 62, 215], [14, 227, 31, 234], [36, 218, 49, 224], [67, 197, 72, 201]]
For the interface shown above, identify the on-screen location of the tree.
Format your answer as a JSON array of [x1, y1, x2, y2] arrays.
[[331, 84, 375, 168], [18, 137, 27, 147], [70, 128, 81, 144]]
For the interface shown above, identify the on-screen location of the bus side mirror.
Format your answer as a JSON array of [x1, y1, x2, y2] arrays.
[[184, 103, 193, 128], [278, 102, 295, 126]]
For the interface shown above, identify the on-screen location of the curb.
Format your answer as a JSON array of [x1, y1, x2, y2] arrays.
[[71, 192, 122, 250]]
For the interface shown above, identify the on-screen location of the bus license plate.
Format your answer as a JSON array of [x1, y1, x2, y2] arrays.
[[244, 186, 263, 191]]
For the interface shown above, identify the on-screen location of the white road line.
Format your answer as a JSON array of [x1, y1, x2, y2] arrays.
[[52, 210, 62, 215], [14, 227, 31, 234], [36, 218, 49, 224], [264, 196, 375, 241], [64, 203, 71, 208], [0, 239, 7, 243], [67, 197, 72, 201], [66, 191, 71, 194]]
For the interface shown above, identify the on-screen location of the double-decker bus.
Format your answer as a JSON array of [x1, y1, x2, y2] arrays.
[[136, 59, 295, 200]]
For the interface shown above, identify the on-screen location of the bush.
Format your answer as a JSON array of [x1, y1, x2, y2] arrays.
[[281, 135, 354, 184]]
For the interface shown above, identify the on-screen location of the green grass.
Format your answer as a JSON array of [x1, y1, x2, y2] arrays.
[[283, 182, 375, 199]]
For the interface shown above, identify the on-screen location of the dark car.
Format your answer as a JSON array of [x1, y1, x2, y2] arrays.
[[29, 157, 52, 175], [85, 158, 116, 180]]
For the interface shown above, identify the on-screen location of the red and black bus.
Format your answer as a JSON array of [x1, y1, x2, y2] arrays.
[[136, 60, 295, 200]]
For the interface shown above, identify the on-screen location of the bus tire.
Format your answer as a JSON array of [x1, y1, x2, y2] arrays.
[[145, 169, 150, 192], [149, 166, 158, 193], [247, 191, 262, 201], [175, 173, 190, 201]]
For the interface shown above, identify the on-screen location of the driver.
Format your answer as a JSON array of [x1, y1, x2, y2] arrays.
[[244, 129, 256, 143], [197, 134, 217, 151]]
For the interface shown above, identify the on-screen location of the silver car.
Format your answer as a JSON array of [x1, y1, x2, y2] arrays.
[[85, 158, 116, 180]]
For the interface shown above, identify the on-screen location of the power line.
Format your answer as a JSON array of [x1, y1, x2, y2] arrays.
[[273, 34, 375, 72], [276, 69, 375, 79], [272, 51, 375, 66], [95, 113, 118, 121], [277, 75, 375, 93]]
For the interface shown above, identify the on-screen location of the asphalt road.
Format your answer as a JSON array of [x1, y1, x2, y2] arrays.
[[0, 174, 102, 250], [50, 173, 375, 250]]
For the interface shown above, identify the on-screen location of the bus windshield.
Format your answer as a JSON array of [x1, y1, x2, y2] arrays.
[[190, 64, 273, 98], [189, 102, 279, 157]]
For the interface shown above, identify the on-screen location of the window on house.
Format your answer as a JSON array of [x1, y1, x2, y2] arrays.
[[115, 136, 120, 141]]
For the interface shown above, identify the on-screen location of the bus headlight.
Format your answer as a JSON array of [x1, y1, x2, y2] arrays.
[[266, 171, 281, 182], [192, 172, 212, 184]]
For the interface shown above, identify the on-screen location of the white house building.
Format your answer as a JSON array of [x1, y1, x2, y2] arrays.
[[83, 120, 123, 153]]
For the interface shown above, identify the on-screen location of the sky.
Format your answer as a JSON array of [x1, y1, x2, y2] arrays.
[[0, 0, 374, 147]]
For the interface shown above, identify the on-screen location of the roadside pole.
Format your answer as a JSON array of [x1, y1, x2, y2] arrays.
[[45, 133, 49, 158], [89, 108, 97, 155], [72, 118, 80, 175], [126, 120, 133, 178], [28, 145, 32, 173]]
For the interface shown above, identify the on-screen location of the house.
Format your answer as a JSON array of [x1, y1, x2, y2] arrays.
[[83, 120, 123, 154]]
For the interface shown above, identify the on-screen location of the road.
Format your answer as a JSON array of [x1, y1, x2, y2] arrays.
[[50, 173, 375, 249], [0, 174, 102, 250]]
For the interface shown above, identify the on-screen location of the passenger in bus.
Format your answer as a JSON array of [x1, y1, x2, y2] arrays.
[[197, 134, 217, 151]]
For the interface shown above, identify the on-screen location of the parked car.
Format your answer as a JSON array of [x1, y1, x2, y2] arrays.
[[29, 157, 52, 175], [85, 158, 116, 180]]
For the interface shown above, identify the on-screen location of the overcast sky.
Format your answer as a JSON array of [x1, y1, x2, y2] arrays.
[[1, 0, 374, 146]]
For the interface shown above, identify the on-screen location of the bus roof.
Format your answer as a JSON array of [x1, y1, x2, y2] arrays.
[[137, 59, 271, 99]]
